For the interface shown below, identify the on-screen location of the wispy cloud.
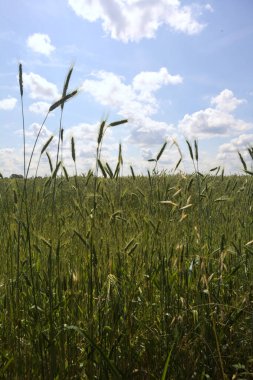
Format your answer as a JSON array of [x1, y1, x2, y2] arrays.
[[29, 101, 51, 115], [0, 97, 17, 110], [27, 33, 56, 56], [68, 0, 212, 42], [23, 72, 60, 101]]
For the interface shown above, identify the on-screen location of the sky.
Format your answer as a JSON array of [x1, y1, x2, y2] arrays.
[[0, 0, 253, 177]]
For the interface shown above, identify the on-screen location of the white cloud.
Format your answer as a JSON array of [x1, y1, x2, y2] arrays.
[[141, 147, 153, 160], [133, 67, 183, 92], [81, 68, 181, 144], [23, 72, 60, 101], [126, 119, 175, 145], [29, 101, 51, 115], [0, 97, 17, 110], [82, 68, 182, 118], [15, 123, 53, 144], [26, 123, 52, 139], [0, 148, 24, 177], [217, 134, 253, 172], [205, 4, 214, 12], [68, 0, 212, 42], [218, 134, 253, 157], [27, 33, 55, 56], [179, 89, 252, 139], [211, 89, 245, 112]]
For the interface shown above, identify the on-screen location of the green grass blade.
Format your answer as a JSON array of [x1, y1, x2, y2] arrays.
[[98, 159, 107, 178], [130, 165, 135, 179], [161, 345, 174, 380], [238, 151, 247, 171], [52, 161, 61, 179], [105, 162, 114, 178], [46, 152, 53, 173], [174, 157, 182, 171]]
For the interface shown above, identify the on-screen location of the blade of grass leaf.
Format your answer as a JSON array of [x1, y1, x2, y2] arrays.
[[98, 159, 107, 178], [238, 151, 247, 171], [46, 152, 53, 173], [52, 161, 61, 179], [174, 157, 182, 172], [161, 345, 174, 380]]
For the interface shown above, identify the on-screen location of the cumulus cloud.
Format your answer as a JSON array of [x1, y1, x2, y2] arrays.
[[82, 67, 182, 117], [23, 72, 60, 101], [179, 89, 252, 139], [211, 89, 245, 112], [0, 97, 17, 110], [68, 0, 212, 42], [15, 123, 53, 145], [27, 33, 55, 56], [0, 148, 23, 177], [218, 134, 253, 157], [141, 147, 153, 160], [81, 67, 181, 144], [217, 134, 253, 172], [133, 67, 183, 93], [126, 119, 175, 145]]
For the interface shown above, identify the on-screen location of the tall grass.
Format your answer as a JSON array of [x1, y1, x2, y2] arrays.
[[0, 65, 253, 379]]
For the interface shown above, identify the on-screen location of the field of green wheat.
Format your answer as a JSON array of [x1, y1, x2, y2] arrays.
[[0, 65, 253, 379]]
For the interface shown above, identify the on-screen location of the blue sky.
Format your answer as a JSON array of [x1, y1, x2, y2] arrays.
[[0, 0, 253, 176]]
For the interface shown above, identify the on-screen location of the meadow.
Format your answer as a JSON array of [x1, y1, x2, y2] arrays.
[[0, 66, 253, 379]]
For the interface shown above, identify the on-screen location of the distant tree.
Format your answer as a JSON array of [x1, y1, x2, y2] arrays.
[[10, 174, 24, 179]]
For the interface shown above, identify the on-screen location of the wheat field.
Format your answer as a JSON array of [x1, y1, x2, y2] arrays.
[[0, 65, 252, 379]]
